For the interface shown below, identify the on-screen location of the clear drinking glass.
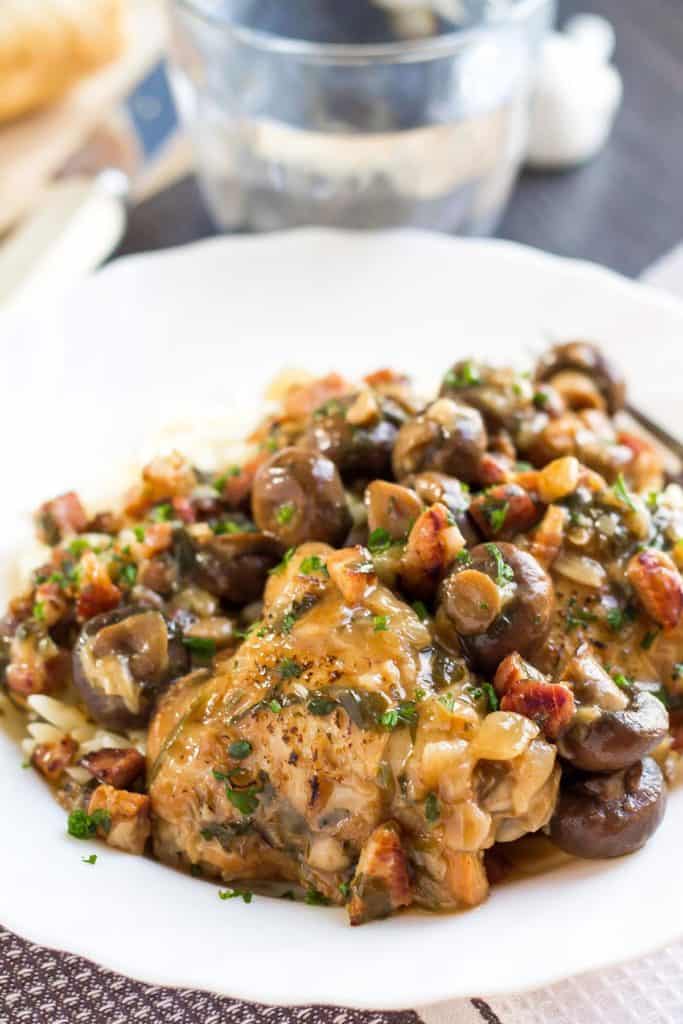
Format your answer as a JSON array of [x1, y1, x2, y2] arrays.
[[167, 0, 555, 234]]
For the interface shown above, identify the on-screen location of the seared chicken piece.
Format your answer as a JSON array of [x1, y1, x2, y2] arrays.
[[148, 544, 559, 920]]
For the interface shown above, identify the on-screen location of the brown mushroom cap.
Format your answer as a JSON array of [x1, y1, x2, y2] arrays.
[[252, 447, 351, 548], [392, 399, 487, 484], [550, 757, 667, 859], [558, 689, 669, 773], [302, 393, 406, 482], [535, 341, 626, 414], [191, 530, 283, 604], [438, 543, 554, 673]]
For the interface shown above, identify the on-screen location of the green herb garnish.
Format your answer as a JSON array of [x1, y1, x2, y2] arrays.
[[32, 601, 45, 621], [566, 599, 598, 632], [182, 636, 216, 658], [308, 696, 337, 716], [368, 527, 392, 554], [268, 699, 283, 714], [412, 600, 429, 621], [226, 787, 260, 816], [425, 792, 440, 822], [456, 549, 471, 565], [276, 502, 295, 526], [82, 854, 97, 865], [299, 555, 329, 576], [532, 391, 549, 409], [67, 808, 111, 839], [641, 629, 659, 651], [443, 361, 480, 390], [229, 740, 252, 760], [119, 563, 137, 587], [133, 525, 146, 542], [151, 503, 173, 523], [380, 701, 418, 730], [304, 888, 331, 906], [338, 882, 351, 899], [485, 542, 514, 587], [270, 547, 295, 576], [613, 673, 632, 690], [373, 615, 388, 632], [278, 658, 302, 679], [68, 538, 91, 557], [219, 888, 253, 903], [485, 501, 509, 534], [613, 473, 636, 512]]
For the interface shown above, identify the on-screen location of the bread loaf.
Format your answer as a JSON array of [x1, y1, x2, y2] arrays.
[[0, 0, 124, 124]]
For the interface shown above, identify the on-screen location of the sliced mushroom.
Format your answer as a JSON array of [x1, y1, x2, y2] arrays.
[[558, 688, 669, 773], [73, 607, 188, 731], [365, 480, 423, 541], [535, 341, 626, 414], [392, 399, 487, 484], [550, 758, 666, 858], [437, 543, 554, 673], [252, 448, 351, 547]]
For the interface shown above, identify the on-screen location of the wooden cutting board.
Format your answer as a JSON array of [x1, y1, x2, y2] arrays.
[[0, 0, 167, 236]]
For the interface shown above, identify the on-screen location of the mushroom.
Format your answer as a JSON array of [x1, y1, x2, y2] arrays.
[[558, 688, 669, 773], [188, 530, 282, 604], [550, 757, 666, 858], [403, 471, 478, 546], [73, 607, 188, 731], [392, 399, 487, 484], [252, 448, 351, 547], [302, 393, 406, 482], [365, 480, 423, 541], [439, 360, 532, 431], [437, 543, 554, 673], [535, 341, 626, 414]]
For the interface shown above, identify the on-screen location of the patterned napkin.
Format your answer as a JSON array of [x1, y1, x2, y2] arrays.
[[2, 247, 683, 1024]]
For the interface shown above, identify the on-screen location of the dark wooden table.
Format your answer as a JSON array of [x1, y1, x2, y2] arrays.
[[118, 0, 683, 278]]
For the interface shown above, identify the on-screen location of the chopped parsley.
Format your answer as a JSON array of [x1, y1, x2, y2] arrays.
[[532, 390, 549, 409], [380, 701, 418, 730], [485, 542, 514, 587], [485, 501, 509, 534], [214, 467, 241, 491], [425, 792, 440, 822], [67, 808, 111, 839], [646, 491, 659, 511], [226, 786, 260, 816], [613, 473, 636, 512], [268, 699, 283, 714], [613, 673, 632, 690], [338, 881, 351, 899], [304, 888, 331, 906], [32, 601, 45, 621], [229, 740, 252, 760], [213, 519, 244, 536], [641, 629, 659, 651], [606, 606, 637, 632], [299, 555, 328, 576], [82, 854, 97, 865], [443, 361, 480, 390], [566, 599, 597, 632], [219, 888, 253, 903], [308, 696, 337, 716], [133, 525, 146, 542], [469, 682, 499, 712], [270, 547, 295, 576], [151, 503, 173, 523], [280, 613, 297, 634], [440, 692, 457, 712], [456, 549, 472, 565], [68, 538, 91, 557], [182, 636, 216, 658], [673, 664, 683, 680], [119, 563, 137, 587], [368, 527, 392, 554], [412, 600, 429, 621], [373, 615, 388, 632], [278, 658, 302, 679], [276, 502, 295, 526]]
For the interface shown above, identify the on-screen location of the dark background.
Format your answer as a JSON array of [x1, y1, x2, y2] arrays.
[[120, 0, 683, 277]]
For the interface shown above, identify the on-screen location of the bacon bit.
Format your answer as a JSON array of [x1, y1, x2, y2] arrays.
[[80, 747, 146, 789], [33, 581, 69, 627], [124, 452, 198, 516], [500, 680, 575, 740], [627, 549, 683, 630], [363, 368, 410, 389], [283, 372, 349, 420], [138, 522, 174, 557], [469, 483, 543, 540], [401, 503, 465, 598], [34, 492, 88, 546], [88, 784, 151, 855], [577, 465, 608, 492], [347, 822, 412, 925], [493, 651, 547, 697], [87, 510, 123, 535], [221, 452, 268, 508], [328, 546, 377, 605], [617, 430, 665, 492], [6, 636, 70, 699], [76, 552, 121, 622], [531, 504, 568, 569], [477, 452, 514, 487], [170, 497, 195, 524], [31, 736, 78, 783], [444, 851, 489, 907]]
